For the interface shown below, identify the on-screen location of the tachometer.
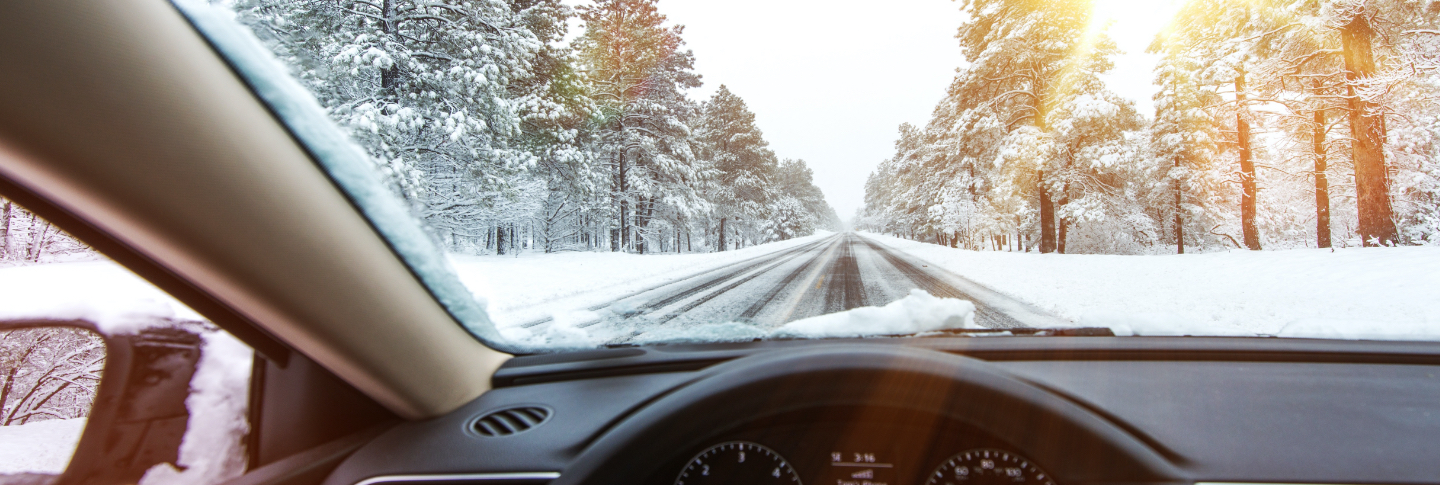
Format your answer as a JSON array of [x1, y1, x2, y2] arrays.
[[925, 448, 1055, 485], [674, 441, 802, 485]]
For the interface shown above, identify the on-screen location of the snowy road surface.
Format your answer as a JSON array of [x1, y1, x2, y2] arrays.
[[505, 232, 1064, 346]]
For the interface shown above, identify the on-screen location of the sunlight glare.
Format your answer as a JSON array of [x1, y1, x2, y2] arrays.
[[1090, 0, 1185, 44]]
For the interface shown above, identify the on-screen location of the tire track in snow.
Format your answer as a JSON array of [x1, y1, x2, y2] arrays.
[[857, 235, 1065, 329], [515, 234, 840, 328], [821, 234, 868, 313], [647, 240, 834, 324], [736, 238, 836, 320]]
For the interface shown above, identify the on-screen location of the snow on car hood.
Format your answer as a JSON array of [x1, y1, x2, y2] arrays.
[[500, 289, 979, 350]]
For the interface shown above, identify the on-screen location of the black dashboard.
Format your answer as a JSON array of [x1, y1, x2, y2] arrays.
[[652, 409, 1056, 485], [320, 337, 1440, 485]]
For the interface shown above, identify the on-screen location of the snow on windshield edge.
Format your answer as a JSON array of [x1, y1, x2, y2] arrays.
[[172, 0, 513, 350]]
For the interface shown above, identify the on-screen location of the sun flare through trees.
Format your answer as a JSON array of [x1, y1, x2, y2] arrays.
[[857, 0, 1440, 253]]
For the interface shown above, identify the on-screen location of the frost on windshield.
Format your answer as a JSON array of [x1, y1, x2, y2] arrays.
[[208, 0, 1440, 351]]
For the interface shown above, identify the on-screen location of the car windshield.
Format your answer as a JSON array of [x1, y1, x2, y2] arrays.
[[187, 0, 1439, 352]]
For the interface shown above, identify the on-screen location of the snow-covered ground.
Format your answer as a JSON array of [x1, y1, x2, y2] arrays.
[[0, 418, 86, 475], [450, 232, 834, 326], [863, 232, 1440, 340]]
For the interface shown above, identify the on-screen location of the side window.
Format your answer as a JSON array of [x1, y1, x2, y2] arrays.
[[0, 197, 253, 485]]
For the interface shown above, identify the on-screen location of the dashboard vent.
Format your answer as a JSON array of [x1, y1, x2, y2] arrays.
[[471, 407, 552, 437]]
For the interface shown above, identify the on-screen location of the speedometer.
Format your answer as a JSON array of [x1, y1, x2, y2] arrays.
[[925, 448, 1055, 485], [674, 441, 802, 485]]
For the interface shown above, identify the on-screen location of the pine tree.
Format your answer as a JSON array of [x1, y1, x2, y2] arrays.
[[696, 85, 778, 250], [954, 0, 1116, 253], [775, 159, 842, 232], [233, 0, 549, 246], [575, 0, 707, 253], [1149, 22, 1228, 253], [1162, 0, 1282, 250]]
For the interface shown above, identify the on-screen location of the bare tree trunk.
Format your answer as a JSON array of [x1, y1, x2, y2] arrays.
[[1236, 69, 1262, 250], [496, 224, 507, 256], [1314, 107, 1332, 248], [1038, 171, 1057, 253], [635, 196, 652, 254], [634, 196, 645, 255], [1, 200, 11, 259], [27, 219, 51, 263], [378, 0, 400, 98], [1174, 154, 1185, 254], [1340, 13, 1398, 246], [615, 142, 631, 252], [1057, 218, 1069, 254], [717, 217, 727, 252]]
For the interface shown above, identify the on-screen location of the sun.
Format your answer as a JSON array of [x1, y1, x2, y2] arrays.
[[1086, 0, 1187, 51], [1088, 0, 1186, 37]]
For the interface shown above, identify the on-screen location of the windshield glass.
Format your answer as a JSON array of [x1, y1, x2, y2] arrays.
[[193, 0, 1439, 351]]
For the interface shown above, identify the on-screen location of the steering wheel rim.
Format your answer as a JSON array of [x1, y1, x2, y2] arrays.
[[551, 344, 1185, 485]]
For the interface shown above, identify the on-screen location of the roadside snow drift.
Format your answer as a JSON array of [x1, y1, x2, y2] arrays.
[[862, 233, 1440, 340], [0, 418, 86, 474]]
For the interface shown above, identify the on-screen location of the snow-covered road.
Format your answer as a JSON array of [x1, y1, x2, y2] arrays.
[[498, 233, 1062, 347]]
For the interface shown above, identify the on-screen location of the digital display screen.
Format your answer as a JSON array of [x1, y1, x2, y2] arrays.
[[821, 450, 895, 485]]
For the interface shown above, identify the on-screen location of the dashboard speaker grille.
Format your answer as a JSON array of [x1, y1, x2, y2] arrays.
[[471, 406, 552, 437]]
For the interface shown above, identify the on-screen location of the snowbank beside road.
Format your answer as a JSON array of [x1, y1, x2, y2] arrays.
[[0, 418, 86, 475], [862, 233, 1440, 340]]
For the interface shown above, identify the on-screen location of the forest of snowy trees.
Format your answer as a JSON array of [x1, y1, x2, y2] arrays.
[[0, 199, 93, 265], [858, 0, 1440, 254], [229, 0, 841, 255]]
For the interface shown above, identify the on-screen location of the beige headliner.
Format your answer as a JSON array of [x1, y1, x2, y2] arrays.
[[0, 0, 509, 419]]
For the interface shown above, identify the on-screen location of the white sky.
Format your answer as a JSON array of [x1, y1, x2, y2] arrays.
[[567, 0, 1184, 221]]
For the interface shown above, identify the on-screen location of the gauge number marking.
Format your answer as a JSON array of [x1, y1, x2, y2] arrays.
[[925, 448, 1055, 485], [675, 441, 801, 485]]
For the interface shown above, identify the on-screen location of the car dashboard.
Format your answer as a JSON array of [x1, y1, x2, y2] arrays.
[[319, 337, 1440, 485]]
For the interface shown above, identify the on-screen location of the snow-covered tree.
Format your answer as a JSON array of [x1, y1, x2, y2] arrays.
[[1148, 23, 1232, 252], [0, 198, 94, 264], [695, 85, 777, 250], [233, 0, 557, 247], [953, 0, 1117, 252], [0, 327, 104, 425], [775, 159, 843, 232], [574, 0, 710, 254]]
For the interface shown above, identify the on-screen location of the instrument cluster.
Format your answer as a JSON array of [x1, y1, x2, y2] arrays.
[[659, 412, 1057, 485]]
